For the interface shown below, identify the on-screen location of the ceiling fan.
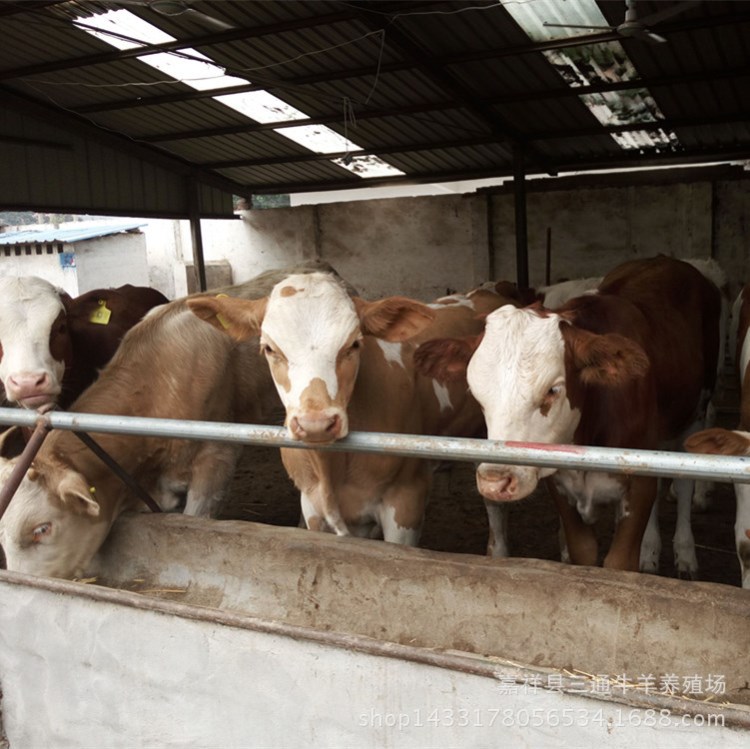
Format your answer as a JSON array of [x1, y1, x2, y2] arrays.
[[542, 0, 699, 44]]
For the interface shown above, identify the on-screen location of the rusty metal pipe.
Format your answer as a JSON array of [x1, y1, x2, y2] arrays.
[[0, 418, 51, 521]]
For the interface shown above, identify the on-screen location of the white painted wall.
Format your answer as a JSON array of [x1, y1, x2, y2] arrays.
[[0, 230, 151, 296], [73, 233, 150, 293], [0, 250, 78, 296]]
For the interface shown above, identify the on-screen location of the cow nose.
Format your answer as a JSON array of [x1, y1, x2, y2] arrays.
[[476, 466, 518, 501], [9, 372, 49, 390], [290, 412, 344, 443], [7, 372, 51, 400]]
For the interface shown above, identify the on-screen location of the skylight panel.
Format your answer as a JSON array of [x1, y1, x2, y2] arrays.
[[331, 155, 405, 178], [79, 9, 403, 179], [214, 91, 310, 124], [276, 125, 363, 155], [502, 0, 680, 152], [80, 8, 174, 50]]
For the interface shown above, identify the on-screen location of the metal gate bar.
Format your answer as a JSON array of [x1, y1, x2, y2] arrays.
[[0, 407, 747, 484]]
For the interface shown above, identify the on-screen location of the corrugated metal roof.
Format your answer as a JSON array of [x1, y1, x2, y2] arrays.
[[0, 222, 146, 246], [0, 0, 747, 210]]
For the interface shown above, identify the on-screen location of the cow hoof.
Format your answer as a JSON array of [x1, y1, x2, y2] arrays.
[[675, 567, 698, 581]]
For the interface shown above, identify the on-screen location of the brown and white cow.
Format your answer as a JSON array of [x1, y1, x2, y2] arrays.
[[0, 276, 167, 410], [684, 282, 750, 588], [415, 256, 722, 572], [0, 263, 339, 579], [188, 273, 515, 546]]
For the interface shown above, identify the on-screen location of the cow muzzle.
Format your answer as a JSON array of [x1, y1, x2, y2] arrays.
[[476, 463, 539, 502], [6, 372, 58, 409], [288, 409, 347, 444]]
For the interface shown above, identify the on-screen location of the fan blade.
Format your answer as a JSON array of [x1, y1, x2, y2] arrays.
[[629, 27, 668, 44], [637, 0, 700, 28], [542, 22, 614, 31], [184, 8, 234, 31]]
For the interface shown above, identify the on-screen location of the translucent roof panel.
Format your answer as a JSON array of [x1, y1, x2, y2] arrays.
[[502, 0, 681, 151]]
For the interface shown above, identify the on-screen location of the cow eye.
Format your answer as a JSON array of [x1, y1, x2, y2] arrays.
[[350, 339, 362, 351], [540, 383, 564, 412], [31, 522, 52, 543], [261, 343, 275, 356]]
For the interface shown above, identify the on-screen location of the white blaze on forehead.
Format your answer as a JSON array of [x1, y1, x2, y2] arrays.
[[468, 305, 579, 444], [261, 273, 359, 403], [0, 276, 66, 383]]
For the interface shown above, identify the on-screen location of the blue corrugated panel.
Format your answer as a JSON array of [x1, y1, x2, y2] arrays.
[[0, 222, 146, 246]]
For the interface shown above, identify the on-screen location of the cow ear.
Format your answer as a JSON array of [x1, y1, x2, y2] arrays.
[[354, 296, 435, 341], [57, 472, 100, 517], [187, 296, 267, 341], [561, 324, 650, 387], [684, 428, 750, 456], [415, 336, 482, 383], [58, 290, 74, 313]]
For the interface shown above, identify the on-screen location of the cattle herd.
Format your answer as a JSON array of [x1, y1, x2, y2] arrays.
[[0, 256, 748, 591]]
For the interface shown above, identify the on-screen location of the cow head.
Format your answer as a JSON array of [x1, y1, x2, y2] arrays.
[[416, 303, 650, 502], [685, 428, 750, 457], [0, 435, 105, 579], [188, 272, 435, 444], [0, 277, 73, 409]]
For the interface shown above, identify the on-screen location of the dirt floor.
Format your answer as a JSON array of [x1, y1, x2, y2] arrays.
[[218, 424, 742, 590]]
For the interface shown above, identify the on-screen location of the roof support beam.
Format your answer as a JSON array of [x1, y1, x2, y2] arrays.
[[70, 62, 750, 117], [187, 178, 207, 292], [242, 145, 750, 195], [137, 101, 465, 143], [200, 134, 509, 170], [513, 146, 529, 290]]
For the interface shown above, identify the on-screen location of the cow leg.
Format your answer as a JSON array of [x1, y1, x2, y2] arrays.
[[671, 476, 698, 579], [300, 490, 349, 536], [545, 478, 597, 566], [484, 500, 509, 557], [734, 484, 750, 589], [183, 442, 241, 517], [605, 475, 657, 571], [693, 400, 716, 511], [639, 496, 661, 573], [379, 471, 429, 546]]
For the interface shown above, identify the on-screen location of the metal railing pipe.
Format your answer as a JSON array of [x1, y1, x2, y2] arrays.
[[0, 407, 747, 484]]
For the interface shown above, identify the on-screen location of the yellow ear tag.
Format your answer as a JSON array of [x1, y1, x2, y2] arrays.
[[214, 293, 230, 330], [89, 300, 112, 325]]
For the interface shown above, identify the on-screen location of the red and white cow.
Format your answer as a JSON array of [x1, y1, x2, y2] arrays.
[[0, 276, 167, 410], [188, 273, 515, 546], [684, 282, 750, 588], [415, 256, 722, 572], [0, 263, 339, 579]]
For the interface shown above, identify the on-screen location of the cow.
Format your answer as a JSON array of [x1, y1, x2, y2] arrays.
[[684, 282, 750, 588], [414, 256, 722, 572], [187, 274, 516, 546], [0, 276, 168, 410], [0, 262, 339, 579]]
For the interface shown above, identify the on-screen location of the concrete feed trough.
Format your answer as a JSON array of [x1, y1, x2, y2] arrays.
[[1, 514, 749, 747]]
